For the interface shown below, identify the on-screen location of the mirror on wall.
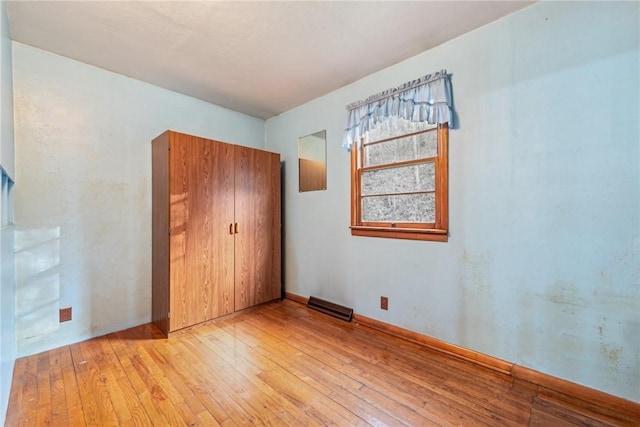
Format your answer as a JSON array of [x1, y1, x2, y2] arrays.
[[298, 130, 327, 192]]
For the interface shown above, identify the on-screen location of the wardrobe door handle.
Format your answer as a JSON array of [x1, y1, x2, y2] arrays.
[[234, 223, 239, 234], [229, 223, 234, 235]]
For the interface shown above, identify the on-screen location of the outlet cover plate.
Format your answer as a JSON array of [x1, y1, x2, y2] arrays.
[[60, 307, 72, 322]]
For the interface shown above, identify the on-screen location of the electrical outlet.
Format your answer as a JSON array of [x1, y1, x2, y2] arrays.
[[60, 307, 72, 323], [381, 296, 388, 310]]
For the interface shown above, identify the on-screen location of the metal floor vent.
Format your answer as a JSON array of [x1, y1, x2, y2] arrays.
[[307, 296, 353, 322]]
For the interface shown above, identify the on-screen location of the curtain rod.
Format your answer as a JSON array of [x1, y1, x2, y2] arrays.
[[346, 69, 447, 111]]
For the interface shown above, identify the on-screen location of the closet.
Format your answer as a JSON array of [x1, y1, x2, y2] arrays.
[[151, 130, 281, 336]]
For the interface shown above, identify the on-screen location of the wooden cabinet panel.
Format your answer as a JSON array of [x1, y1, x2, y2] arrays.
[[151, 132, 169, 334], [152, 131, 281, 336], [168, 134, 235, 331], [234, 146, 281, 311]]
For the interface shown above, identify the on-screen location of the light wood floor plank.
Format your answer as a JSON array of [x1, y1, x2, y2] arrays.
[[69, 341, 118, 426], [261, 301, 531, 422], [170, 329, 276, 426], [249, 304, 499, 425], [227, 317, 409, 427], [107, 334, 173, 426], [48, 347, 69, 426], [6, 300, 637, 427], [152, 337, 244, 426], [234, 313, 428, 426], [137, 344, 219, 426], [58, 346, 85, 426], [8, 354, 37, 427], [35, 352, 53, 426], [88, 336, 154, 427], [184, 326, 304, 426], [194, 322, 370, 426]]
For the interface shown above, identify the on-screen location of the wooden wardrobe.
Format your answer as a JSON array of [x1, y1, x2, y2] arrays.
[[151, 130, 281, 336]]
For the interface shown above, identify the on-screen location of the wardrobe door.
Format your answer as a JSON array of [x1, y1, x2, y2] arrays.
[[202, 139, 236, 320], [234, 146, 281, 311], [169, 134, 235, 331]]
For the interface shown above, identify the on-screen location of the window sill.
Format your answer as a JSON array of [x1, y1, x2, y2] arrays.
[[350, 226, 448, 242]]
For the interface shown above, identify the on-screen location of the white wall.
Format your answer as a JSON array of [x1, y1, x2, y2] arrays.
[[12, 42, 265, 357], [0, 1, 12, 180], [0, 225, 14, 426], [266, 1, 640, 402], [0, 1, 15, 424]]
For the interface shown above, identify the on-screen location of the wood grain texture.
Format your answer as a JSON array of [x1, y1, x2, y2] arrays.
[[7, 300, 637, 426], [436, 123, 449, 231], [153, 130, 281, 335], [234, 146, 281, 311], [350, 225, 448, 242], [298, 158, 326, 192], [286, 293, 640, 425], [183, 135, 234, 324], [352, 309, 513, 374], [283, 291, 308, 305], [513, 366, 640, 422], [351, 145, 359, 226], [151, 131, 170, 334]]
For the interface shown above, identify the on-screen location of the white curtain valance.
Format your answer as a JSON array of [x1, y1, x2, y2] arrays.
[[342, 69, 453, 150]]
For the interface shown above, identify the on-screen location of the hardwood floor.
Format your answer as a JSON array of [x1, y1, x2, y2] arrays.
[[6, 300, 638, 426]]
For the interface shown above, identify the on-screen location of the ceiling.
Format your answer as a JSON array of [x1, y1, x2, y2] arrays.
[[7, 1, 534, 120]]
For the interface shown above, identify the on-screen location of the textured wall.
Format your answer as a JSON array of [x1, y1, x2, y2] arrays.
[[266, 2, 640, 402], [12, 42, 265, 357], [0, 2, 15, 424], [0, 1, 12, 180]]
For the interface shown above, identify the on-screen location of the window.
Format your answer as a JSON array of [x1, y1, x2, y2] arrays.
[[350, 117, 448, 242], [343, 69, 453, 241]]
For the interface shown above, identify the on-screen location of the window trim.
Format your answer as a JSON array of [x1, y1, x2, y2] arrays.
[[350, 123, 449, 242]]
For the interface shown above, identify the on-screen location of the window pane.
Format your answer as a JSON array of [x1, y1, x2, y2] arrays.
[[362, 162, 435, 196], [367, 117, 436, 141], [362, 193, 435, 223], [365, 130, 437, 167]]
